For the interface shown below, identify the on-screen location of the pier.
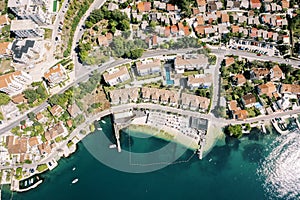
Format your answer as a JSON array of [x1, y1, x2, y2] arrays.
[[113, 125, 122, 153], [292, 115, 300, 130], [271, 119, 289, 135], [261, 123, 267, 134]]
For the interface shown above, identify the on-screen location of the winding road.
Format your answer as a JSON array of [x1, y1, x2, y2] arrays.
[[1, 0, 300, 135]]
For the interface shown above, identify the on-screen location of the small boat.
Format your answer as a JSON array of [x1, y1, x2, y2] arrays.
[[209, 158, 212, 162], [97, 127, 102, 130], [72, 178, 78, 184], [101, 120, 106, 124], [109, 144, 117, 149], [72, 167, 76, 171]]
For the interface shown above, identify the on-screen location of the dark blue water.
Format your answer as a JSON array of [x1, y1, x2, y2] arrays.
[[3, 117, 300, 200]]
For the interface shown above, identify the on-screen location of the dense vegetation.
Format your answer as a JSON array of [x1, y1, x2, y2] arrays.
[[63, 0, 93, 57], [0, 93, 10, 106], [170, 0, 196, 18], [160, 37, 205, 50], [110, 36, 147, 58], [225, 125, 243, 138], [85, 7, 130, 33], [23, 82, 48, 106]]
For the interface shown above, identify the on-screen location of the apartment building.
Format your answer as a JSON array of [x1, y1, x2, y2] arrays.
[[10, 19, 44, 38], [0, 71, 32, 96]]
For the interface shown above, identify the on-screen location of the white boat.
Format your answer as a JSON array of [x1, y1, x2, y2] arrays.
[[109, 144, 117, 149], [72, 178, 78, 184], [97, 127, 102, 130], [101, 120, 106, 124], [72, 167, 76, 171]]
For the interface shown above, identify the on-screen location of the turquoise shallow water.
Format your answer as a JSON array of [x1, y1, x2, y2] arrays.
[[3, 117, 300, 200]]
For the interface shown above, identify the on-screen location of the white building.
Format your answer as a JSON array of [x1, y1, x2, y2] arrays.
[[103, 66, 131, 86], [136, 59, 161, 76], [10, 20, 44, 38], [8, 0, 52, 25], [11, 39, 46, 64], [44, 64, 67, 87], [174, 54, 208, 74], [0, 71, 32, 96]]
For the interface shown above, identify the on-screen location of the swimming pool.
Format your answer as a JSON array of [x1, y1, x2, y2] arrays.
[[165, 67, 174, 85]]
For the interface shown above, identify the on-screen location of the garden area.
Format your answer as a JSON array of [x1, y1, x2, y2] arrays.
[[59, 0, 93, 58]]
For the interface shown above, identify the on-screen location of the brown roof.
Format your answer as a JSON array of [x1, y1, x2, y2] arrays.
[[97, 35, 109, 46], [188, 74, 212, 85], [235, 110, 248, 120], [44, 64, 64, 81], [193, 8, 200, 15], [29, 137, 39, 147], [250, 0, 261, 8], [137, 2, 151, 12], [152, 35, 158, 45], [281, 0, 289, 9], [183, 26, 190, 36], [136, 59, 161, 71], [234, 74, 246, 85], [231, 25, 239, 33], [165, 26, 171, 37], [195, 25, 205, 35], [221, 13, 229, 23], [258, 82, 276, 96], [196, 0, 206, 6], [12, 94, 26, 104], [252, 68, 270, 78], [166, 4, 175, 11], [6, 136, 27, 154], [197, 16, 204, 25], [170, 25, 179, 33], [225, 57, 235, 66], [49, 105, 63, 117], [0, 42, 10, 55], [280, 84, 300, 94], [181, 93, 210, 110], [44, 122, 66, 141], [67, 103, 81, 118], [0, 15, 8, 26], [103, 66, 129, 83], [36, 112, 44, 121], [228, 100, 240, 112], [0, 71, 22, 89], [242, 94, 257, 106], [67, 119, 73, 128], [38, 142, 52, 155], [272, 65, 283, 79]]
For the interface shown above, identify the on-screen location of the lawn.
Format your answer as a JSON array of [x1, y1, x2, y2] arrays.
[[0, 59, 13, 73], [37, 164, 48, 172], [183, 70, 199, 76], [44, 28, 53, 39]]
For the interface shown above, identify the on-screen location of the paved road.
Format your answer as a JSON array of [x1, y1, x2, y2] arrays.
[[106, 103, 300, 126], [211, 48, 300, 68], [2, 47, 300, 134]]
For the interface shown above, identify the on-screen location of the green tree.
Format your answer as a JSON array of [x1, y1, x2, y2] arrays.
[[225, 125, 243, 138], [27, 112, 36, 121], [24, 89, 38, 104], [0, 93, 10, 106]]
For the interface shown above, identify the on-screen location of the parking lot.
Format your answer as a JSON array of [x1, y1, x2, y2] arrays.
[[229, 39, 280, 57]]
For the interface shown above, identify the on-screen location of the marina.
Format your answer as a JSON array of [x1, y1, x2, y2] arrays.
[[7, 121, 300, 200]]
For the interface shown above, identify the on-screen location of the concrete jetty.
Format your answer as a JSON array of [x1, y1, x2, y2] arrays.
[[113, 125, 122, 153], [261, 123, 267, 134], [293, 115, 300, 130], [271, 119, 289, 135]]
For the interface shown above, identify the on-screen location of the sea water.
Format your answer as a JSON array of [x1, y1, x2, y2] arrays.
[[3, 117, 300, 200]]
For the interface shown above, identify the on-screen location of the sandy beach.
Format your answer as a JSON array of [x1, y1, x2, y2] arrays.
[[202, 122, 225, 156], [124, 117, 200, 150]]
